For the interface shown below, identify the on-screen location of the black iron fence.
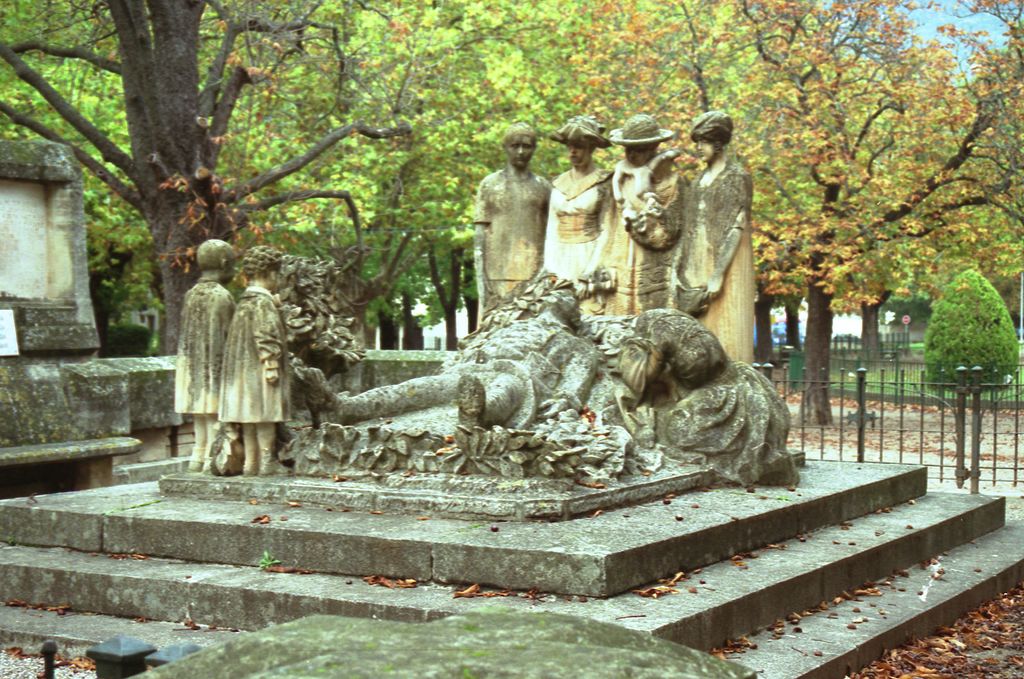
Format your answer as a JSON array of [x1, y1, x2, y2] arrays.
[[757, 359, 1024, 491]]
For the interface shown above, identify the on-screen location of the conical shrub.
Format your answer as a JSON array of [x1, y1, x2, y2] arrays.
[[924, 270, 1019, 385]]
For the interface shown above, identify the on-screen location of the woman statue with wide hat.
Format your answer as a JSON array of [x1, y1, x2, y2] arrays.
[[542, 115, 616, 312], [598, 113, 685, 315]]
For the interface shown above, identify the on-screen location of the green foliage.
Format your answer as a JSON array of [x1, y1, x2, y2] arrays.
[[881, 294, 932, 325], [105, 323, 153, 357], [924, 270, 1019, 385], [259, 550, 281, 570]]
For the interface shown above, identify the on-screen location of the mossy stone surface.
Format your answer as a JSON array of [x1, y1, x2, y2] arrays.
[[149, 609, 756, 679]]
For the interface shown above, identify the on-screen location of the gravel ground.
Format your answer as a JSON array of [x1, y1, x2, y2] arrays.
[[0, 650, 95, 678]]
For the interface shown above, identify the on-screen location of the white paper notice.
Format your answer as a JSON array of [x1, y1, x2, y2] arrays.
[[0, 309, 19, 356]]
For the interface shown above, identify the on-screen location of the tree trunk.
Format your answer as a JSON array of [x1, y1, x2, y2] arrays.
[[802, 282, 834, 425], [785, 299, 802, 349], [754, 290, 775, 363], [463, 256, 479, 334], [464, 293, 478, 334], [378, 311, 398, 350], [860, 291, 891, 357], [401, 293, 424, 350], [861, 301, 881, 357]]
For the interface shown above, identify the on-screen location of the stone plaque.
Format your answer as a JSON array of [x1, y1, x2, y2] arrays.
[[0, 179, 48, 300], [0, 309, 18, 356]]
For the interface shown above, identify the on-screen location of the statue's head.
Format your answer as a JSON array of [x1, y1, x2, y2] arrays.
[[618, 337, 664, 398], [502, 122, 538, 170], [690, 110, 733, 163], [635, 309, 729, 388], [550, 115, 610, 170], [610, 114, 675, 167], [196, 239, 235, 282], [541, 289, 582, 331], [241, 245, 283, 291]]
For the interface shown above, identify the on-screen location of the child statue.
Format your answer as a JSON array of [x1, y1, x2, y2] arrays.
[[218, 245, 291, 476], [174, 239, 236, 472]]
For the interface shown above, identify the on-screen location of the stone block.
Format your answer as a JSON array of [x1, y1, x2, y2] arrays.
[[99, 357, 182, 430], [0, 363, 74, 446], [61, 362, 131, 438]]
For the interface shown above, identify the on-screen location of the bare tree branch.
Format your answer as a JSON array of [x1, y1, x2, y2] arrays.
[[238, 188, 355, 213], [223, 120, 411, 201], [0, 101, 143, 210], [10, 41, 122, 74], [0, 42, 136, 178], [205, 65, 252, 165]]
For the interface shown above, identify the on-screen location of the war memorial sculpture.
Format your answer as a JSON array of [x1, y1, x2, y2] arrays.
[[172, 110, 799, 505], [6, 118, 1024, 679]]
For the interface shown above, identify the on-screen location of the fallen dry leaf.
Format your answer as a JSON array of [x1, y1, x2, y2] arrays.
[[251, 514, 271, 524], [363, 575, 416, 589], [632, 586, 679, 599]]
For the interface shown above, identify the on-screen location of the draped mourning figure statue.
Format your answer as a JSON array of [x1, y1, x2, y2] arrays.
[[676, 110, 755, 362], [616, 308, 797, 486]]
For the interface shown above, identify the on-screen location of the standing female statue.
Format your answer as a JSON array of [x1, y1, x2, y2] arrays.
[[678, 110, 754, 362], [599, 114, 684, 315], [542, 115, 615, 311]]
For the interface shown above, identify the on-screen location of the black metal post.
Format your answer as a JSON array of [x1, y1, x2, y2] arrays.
[[41, 639, 57, 679], [86, 635, 157, 678], [970, 366, 983, 494], [954, 366, 968, 488], [856, 368, 867, 463]]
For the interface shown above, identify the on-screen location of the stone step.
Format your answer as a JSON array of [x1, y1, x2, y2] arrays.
[[114, 458, 190, 485], [0, 605, 240, 658], [0, 461, 928, 597], [0, 491, 1003, 646], [728, 521, 1024, 679]]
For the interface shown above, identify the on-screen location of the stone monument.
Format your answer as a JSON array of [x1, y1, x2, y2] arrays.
[[262, 276, 795, 492], [473, 122, 551, 310], [174, 239, 236, 472], [542, 115, 614, 311], [217, 246, 291, 476], [0, 140, 144, 496], [598, 114, 685, 315], [0, 140, 98, 357], [677, 110, 755, 362]]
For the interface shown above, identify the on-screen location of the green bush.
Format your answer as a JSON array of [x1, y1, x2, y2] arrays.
[[924, 270, 1019, 385], [105, 322, 153, 357]]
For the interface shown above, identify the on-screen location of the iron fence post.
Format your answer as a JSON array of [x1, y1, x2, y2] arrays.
[[970, 366, 983, 494], [41, 639, 57, 679], [856, 368, 867, 463], [954, 366, 968, 489]]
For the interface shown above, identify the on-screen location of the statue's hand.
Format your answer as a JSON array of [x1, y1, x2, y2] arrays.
[[539, 393, 581, 419], [264, 363, 280, 385]]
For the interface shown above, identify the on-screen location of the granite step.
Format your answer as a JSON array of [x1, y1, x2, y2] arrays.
[[0, 461, 928, 597], [728, 521, 1024, 679], [0, 605, 240, 658], [0, 491, 1003, 647]]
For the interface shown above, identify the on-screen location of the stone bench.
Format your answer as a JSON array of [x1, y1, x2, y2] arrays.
[[0, 437, 141, 498]]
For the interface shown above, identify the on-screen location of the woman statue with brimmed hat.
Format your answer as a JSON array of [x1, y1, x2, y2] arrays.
[[678, 110, 754, 363], [598, 113, 685, 315], [542, 115, 615, 312]]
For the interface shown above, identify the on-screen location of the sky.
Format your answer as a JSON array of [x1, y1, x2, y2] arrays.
[[909, 1, 1009, 44]]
